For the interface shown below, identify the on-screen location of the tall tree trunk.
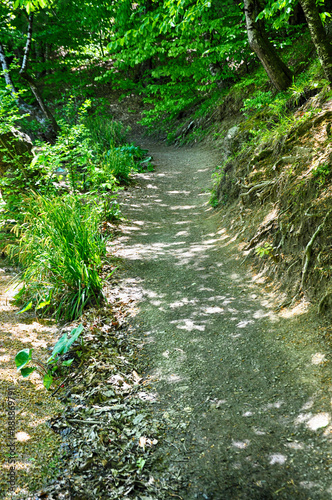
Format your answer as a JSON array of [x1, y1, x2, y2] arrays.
[[299, 0, 332, 83], [0, 42, 20, 99], [0, 41, 31, 114], [243, 0, 293, 90], [19, 14, 60, 136]]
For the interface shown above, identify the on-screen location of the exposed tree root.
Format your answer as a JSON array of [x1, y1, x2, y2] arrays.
[[275, 293, 300, 311], [244, 219, 275, 250], [319, 291, 332, 315], [239, 180, 276, 205], [300, 208, 332, 290]]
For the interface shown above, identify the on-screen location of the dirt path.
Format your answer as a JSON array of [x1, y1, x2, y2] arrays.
[[112, 138, 332, 499]]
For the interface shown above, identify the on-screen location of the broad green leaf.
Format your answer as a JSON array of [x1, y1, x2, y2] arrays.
[[21, 367, 36, 377], [47, 333, 68, 361], [43, 373, 53, 390], [17, 301, 33, 314], [47, 324, 83, 362], [15, 348, 33, 370], [62, 359, 74, 367], [64, 324, 84, 352], [13, 286, 26, 302]]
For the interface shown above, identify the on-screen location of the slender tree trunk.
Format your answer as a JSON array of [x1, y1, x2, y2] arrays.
[[0, 41, 31, 114], [243, 0, 293, 90], [0, 42, 19, 97], [20, 14, 34, 74], [299, 0, 332, 83], [19, 14, 59, 136]]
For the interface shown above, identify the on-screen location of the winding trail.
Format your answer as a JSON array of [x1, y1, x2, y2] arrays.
[[112, 139, 332, 499]]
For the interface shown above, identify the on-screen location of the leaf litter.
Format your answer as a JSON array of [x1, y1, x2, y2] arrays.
[[27, 273, 177, 500]]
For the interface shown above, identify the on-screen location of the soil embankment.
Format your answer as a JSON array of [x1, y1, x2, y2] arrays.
[[113, 138, 332, 499]]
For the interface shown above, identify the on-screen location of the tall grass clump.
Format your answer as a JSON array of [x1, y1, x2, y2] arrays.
[[10, 194, 107, 321], [83, 114, 129, 150]]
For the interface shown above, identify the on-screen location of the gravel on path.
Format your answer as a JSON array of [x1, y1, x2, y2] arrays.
[[112, 138, 332, 500]]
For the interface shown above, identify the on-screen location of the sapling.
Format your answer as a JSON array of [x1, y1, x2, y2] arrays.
[[15, 324, 83, 389]]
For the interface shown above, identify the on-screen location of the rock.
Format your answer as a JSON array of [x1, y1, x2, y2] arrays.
[[0, 128, 33, 176], [219, 125, 250, 164]]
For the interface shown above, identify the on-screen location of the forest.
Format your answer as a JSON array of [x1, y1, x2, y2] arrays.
[[1, 0, 332, 498]]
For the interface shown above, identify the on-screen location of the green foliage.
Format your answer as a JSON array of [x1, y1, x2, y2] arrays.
[[238, 57, 330, 149], [0, 89, 28, 134], [102, 147, 134, 185], [0, 94, 149, 323], [257, 0, 298, 29], [136, 457, 146, 472], [117, 144, 154, 171], [15, 324, 83, 389], [84, 113, 129, 150], [48, 324, 84, 360], [25, 99, 145, 192], [103, 0, 251, 127], [312, 163, 331, 184], [241, 91, 274, 116], [233, 68, 269, 94], [12, 0, 53, 14], [209, 193, 219, 208], [10, 194, 107, 321], [258, 0, 331, 29], [255, 242, 274, 258]]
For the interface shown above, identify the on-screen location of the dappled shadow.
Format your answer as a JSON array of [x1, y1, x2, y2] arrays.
[[113, 143, 332, 499], [0, 264, 63, 498]]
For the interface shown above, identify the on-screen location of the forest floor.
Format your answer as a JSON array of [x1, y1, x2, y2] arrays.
[[0, 267, 64, 497], [112, 135, 332, 499]]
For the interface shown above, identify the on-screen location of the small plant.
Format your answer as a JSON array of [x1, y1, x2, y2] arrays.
[[15, 324, 83, 389], [255, 242, 273, 258], [241, 91, 273, 116], [312, 163, 331, 185], [115, 144, 154, 172], [136, 457, 146, 472], [209, 193, 219, 208]]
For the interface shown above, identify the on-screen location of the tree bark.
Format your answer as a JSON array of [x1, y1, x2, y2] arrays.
[[299, 0, 332, 83], [0, 42, 19, 98], [0, 41, 32, 115], [243, 0, 293, 90]]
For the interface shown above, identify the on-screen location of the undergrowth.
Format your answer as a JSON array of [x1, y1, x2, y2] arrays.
[[0, 95, 153, 320], [9, 194, 107, 321], [209, 55, 332, 207]]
